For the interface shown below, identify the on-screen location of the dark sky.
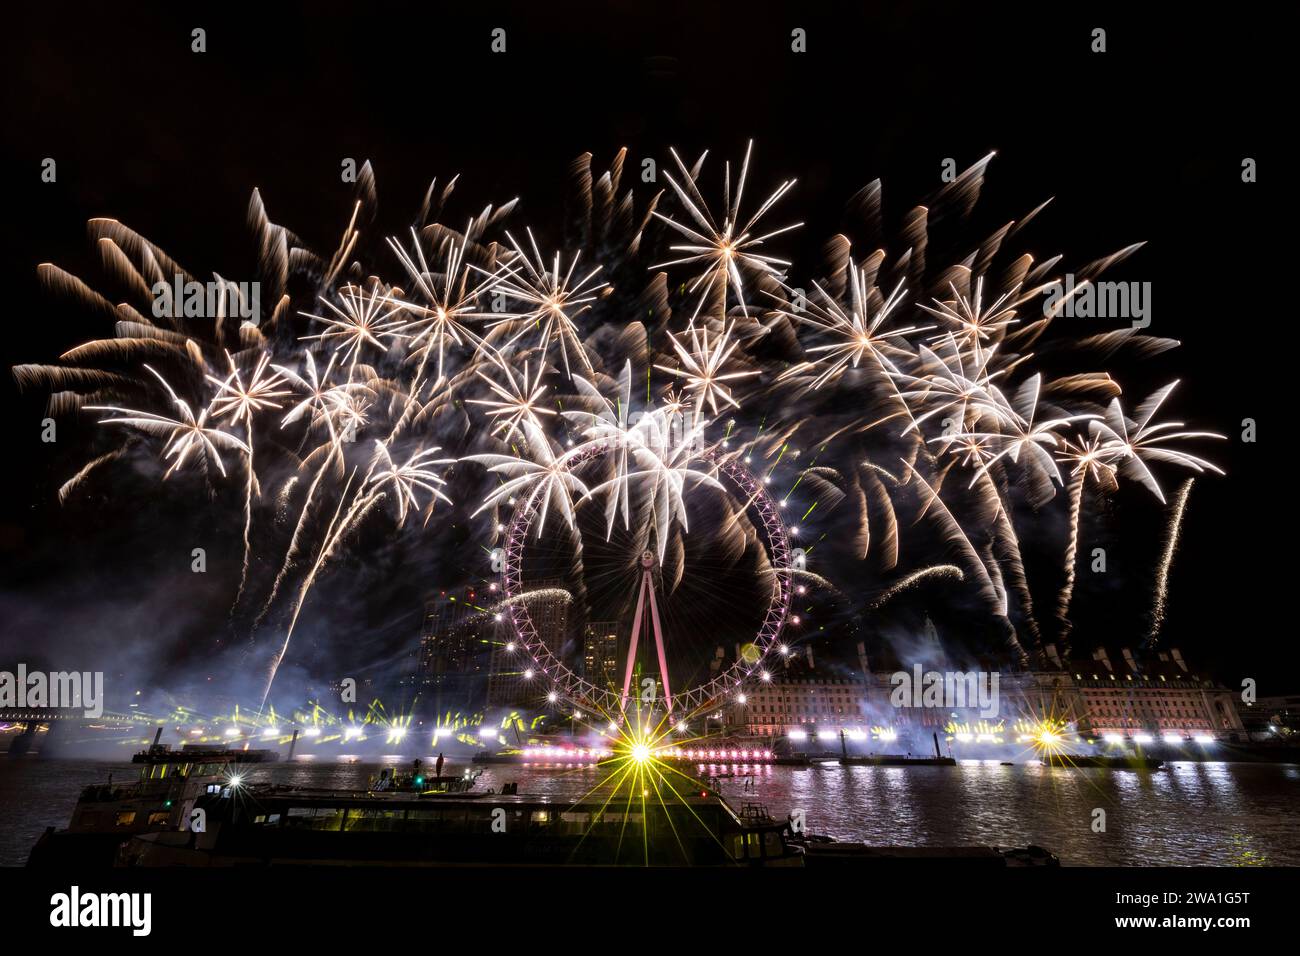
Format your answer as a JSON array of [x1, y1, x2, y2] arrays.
[[0, 3, 1287, 695]]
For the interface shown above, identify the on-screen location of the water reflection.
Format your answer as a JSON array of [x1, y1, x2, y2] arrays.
[[0, 757, 1295, 866]]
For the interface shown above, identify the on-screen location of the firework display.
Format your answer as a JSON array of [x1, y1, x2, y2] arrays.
[[2, 7, 1289, 930], [13, 141, 1225, 715]]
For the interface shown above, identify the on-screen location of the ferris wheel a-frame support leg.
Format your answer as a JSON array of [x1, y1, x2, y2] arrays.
[[620, 552, 672, 716]]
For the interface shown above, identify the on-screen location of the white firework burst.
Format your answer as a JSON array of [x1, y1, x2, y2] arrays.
[[274, 350, 371, 440], [301, 283, 407, 374], [971, 373, 1096, 505], [653, 139, 800, 319], [894, 333, 1010, 441], [1092, 381, 1226, 502], [467, 358, 556, 443], [483, 229, 606, 379], [386, 226, 498, 386], [467, 420, 592, 536], [367, 441, 454, 527], [86, 365, 249, 478], [920, 277, 1020, 353], [776, 272, 922, 389], [655, 319, 758, 418], [206, 350, 292, 425]]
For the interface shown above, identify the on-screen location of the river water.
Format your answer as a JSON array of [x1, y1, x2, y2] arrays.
[[1, 757, 1296, 866]]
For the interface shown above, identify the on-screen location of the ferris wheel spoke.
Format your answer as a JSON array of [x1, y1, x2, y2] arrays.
[[500, 445, 791, 716]]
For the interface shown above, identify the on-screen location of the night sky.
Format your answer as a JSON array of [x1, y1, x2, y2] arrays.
[[0, 3, 1286, 696]]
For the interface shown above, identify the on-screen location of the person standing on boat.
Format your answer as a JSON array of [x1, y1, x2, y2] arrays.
[[435, 752, 444, 779]]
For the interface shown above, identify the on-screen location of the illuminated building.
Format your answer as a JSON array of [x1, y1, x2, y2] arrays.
[[1036, 645, 1246, 742], [719, 635, 944, 740], [737, 676, 871, 737], [721, 634, 1245, 747], [411, 589, 486, 690], [582, 621, 620, 692]]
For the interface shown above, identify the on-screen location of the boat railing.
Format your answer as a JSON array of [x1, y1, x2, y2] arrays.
[[79, 783, 137, 802]]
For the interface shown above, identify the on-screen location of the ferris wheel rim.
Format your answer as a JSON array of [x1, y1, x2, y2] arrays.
[[498, 442, 793, 717]]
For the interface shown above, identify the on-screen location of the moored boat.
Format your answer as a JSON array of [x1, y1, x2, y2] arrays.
[[117, 783, 805, 867], [28, 741, 269, 867]]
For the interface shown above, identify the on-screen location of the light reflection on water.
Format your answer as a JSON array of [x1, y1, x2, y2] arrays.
[[1, 758, 1295, 866]]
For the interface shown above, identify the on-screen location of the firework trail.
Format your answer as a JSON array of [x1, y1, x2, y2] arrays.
[[207, 351, 291, 609], [900, 459, 1025, 663], [1054, 427, 1128, 652], [256, 456, 330, 627], [869, 565, 964, 610], [57, 449, 126, 504], [979, 467, 1043, 648], [256, 364, 377, 623], [1148, 478, 1194, 646], [263, 469, 375, 709], [1054, 383, 1222, 652], [235, 449, 257, 605], [262, 436, 453, 701], [1056, 469, 1085, 652]]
